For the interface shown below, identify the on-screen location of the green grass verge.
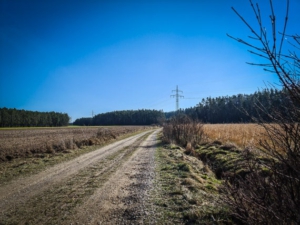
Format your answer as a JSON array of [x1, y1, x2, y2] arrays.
[[149, 134, 232, 224], [194, 141, 271, 179]]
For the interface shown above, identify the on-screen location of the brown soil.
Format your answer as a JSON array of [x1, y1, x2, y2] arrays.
[[0, 129, 160, 224], [0, 126, 148, 161]]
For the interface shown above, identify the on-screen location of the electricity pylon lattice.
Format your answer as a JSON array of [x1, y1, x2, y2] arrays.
[[171, 85, 184, 111]]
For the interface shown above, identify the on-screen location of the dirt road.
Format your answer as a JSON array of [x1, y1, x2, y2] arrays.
[[0, 129, 160, 224]]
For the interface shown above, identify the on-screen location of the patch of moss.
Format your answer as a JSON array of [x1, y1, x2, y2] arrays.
[[177, 163, 190, 172], [205, 184, 218, 191], [161, 164, 174, 171], [193, 143, 247, 179], [201, 174, 208, 180]]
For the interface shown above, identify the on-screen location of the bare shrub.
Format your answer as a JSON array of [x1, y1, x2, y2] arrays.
[[222, 0, 300, 224], [64, 139, 74, 149], [74, 139, 89, 148], [88, 137, 102, 145], [53, 141, 66, 152], [96, 128, 117, 142], [163, 114, 204, 148], [46, 143, 55, 154]]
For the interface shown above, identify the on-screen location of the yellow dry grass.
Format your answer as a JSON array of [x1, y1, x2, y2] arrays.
[[203, 124, 266, 148]]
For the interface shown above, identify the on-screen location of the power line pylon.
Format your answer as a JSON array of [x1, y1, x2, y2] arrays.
[[171, 85, 184, 111]]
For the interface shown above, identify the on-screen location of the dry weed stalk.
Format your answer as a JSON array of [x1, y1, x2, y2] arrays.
[[163, 114, 204, 150], [221, 0, 300, 224], [203, 124, 264, 148], [0, 126, 147, 161]]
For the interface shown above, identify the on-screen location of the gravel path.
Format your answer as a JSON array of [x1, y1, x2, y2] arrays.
[[67, 129, 159, 225], [0, 129, 160, 224], [0, 131, 152, 211]]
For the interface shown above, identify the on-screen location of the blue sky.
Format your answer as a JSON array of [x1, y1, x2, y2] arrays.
[[1, 0, 299, 121]]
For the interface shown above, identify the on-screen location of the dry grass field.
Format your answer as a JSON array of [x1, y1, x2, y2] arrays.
[[0, 126, 149, 162], [203, 123, 265, 148]]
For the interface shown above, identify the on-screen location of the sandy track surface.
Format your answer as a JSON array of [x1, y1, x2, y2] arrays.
[[0, 129, 160, 224], [0, 131, 152, 211], [67, 129, 160, 225]]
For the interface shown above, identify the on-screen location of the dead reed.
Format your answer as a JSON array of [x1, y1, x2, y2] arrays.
[[203, 124, 265, 148]]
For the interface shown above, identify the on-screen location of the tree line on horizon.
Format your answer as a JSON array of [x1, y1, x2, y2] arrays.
[[1, 89, 289, 127], [72, 89, 290, 126], [0, 108, 70, 127], [73, 109, 165, 126], [166, 88, 290, 123]]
